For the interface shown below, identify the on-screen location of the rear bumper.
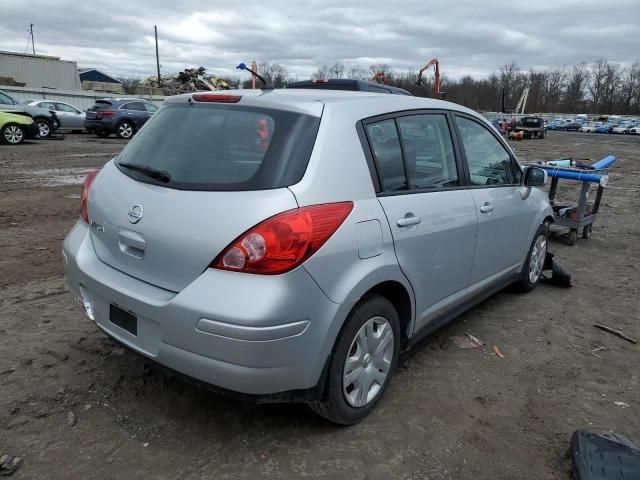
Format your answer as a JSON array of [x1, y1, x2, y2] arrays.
[[62, 221, 351, 398], [84, 119, 115, 131]]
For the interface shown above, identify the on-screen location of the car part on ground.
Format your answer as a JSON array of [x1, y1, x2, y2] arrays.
[[570, 430, 640, 480], [0, 89, 59, 138], [63, 89, 554, 424]]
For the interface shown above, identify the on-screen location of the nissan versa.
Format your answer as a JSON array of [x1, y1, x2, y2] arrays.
[[63, 89, 552, 424]]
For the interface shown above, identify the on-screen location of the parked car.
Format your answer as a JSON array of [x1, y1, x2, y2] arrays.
[[288, 79, 413, 96], [611, 123, 634, 134], [84, 98, 159, 139], [558, 121, 582, 131], [0, 89, 59, 138], [63, 90, 553, 424], [25, 100, 86, 131], [594, 123, 615, 133], [0, 111, 39, 144], [629, 126, 640, 135], [579, 123, 598, 133]]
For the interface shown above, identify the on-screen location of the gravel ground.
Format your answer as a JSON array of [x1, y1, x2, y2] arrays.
[[1, 131, 639, 479]]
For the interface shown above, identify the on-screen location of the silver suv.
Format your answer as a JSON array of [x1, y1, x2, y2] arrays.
[[63, 90, 552, 424]]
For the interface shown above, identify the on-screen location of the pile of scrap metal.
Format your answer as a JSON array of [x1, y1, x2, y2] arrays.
[[142, 67, 231, 91]]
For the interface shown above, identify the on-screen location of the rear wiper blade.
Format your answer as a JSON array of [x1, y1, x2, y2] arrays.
[[118, 162, 171, 183]]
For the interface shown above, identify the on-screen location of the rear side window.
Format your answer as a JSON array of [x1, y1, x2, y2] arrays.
[[366, 119, 406, 192], [116, 104, 320, 191], [0, 92, 15, 105], [397, 114, 458, 189], [455, 116, 515, 186], [121, 102, 146, 111]]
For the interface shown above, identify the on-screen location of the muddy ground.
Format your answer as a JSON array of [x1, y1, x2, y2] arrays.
[[1, 132, 639, 479]]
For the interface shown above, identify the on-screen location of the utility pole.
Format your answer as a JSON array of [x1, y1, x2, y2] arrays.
[[154, 25, 161, 88], [251, 60, 257, 89], [30, 23, 36, 55]]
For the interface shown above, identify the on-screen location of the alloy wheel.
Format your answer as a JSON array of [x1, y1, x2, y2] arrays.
[[37, 121, 50, 137], [4, 125, 24, 144], [343, 316, 394, 408], [529, 234, 547, 284], [119, 123, 133, 138]]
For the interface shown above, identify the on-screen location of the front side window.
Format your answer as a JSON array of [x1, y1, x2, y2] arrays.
[[144, 102, 159, 113], [397, 114, 458, 189], [56, 103, 80, 113], [366, 119, 406, 192], [455, 116, 515, 186]]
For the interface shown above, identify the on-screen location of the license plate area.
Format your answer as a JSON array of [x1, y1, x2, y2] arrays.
[[109, 304, 137, 336]]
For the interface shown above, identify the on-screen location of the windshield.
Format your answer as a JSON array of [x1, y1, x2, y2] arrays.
[[116, 103, 320, 191]]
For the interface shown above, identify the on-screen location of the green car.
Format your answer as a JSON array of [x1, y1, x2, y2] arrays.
[[0, 110, 40, 144]]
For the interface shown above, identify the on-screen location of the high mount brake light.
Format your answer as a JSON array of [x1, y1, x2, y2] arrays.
[[80, 170, 100, 223], [211, 202, 353, 275], [192, 93, 242, 103]]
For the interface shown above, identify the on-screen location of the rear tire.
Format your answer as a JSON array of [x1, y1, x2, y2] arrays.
[[1, 123, 25, 144], [115, 120, 135, 139], [309, 294, 400, 425], [513, 223, 548, 293]]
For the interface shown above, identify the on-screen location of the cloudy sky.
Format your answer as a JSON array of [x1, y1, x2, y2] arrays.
[[1, 0, 638, 81]]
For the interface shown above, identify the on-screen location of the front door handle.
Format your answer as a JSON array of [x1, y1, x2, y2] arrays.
[[397, 215, 421, 227], [479, 203, 494, 214]]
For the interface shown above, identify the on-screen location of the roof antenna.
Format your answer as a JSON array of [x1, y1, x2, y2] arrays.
[[236, 62, 271, 89]]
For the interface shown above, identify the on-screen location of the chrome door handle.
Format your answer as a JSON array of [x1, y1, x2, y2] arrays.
[[479, 203, 494, 213], [397, 216, 421, 227]]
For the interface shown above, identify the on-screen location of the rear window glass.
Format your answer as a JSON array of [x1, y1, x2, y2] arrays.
[[92, 101, 113, 109], [116, 103, 320, 191]]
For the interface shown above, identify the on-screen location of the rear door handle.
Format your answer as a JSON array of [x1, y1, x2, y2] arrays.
[[397, 215, 421, 227], [479, 203, 494, 214]]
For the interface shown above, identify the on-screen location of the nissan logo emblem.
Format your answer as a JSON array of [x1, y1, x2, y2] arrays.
[[128, 204, 143, 224]]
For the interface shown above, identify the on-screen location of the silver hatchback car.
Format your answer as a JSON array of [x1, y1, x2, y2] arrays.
[[63, 89, 552, 424]]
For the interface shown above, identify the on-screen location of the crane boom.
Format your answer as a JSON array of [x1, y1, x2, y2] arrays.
[[416, 58, 441, 98]]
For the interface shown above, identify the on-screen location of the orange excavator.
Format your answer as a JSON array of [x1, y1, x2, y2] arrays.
[[415, 58, 442, 98]]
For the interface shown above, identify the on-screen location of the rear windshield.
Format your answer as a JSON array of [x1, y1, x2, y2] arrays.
[[92, 100, 113, 109], [115, 103, 320, 191]]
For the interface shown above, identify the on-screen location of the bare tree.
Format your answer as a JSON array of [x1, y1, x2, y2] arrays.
[[328, 62, 345, 78], [346, 65, 370, 81], [313, 64, 331, 81], [563, 63, 589, 112], [619, 61, 640, 113]]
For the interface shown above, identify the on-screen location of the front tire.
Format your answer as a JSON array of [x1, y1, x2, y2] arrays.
[[35, 118, 53, 138], [309, 294, 400, 425], [513, 223, 548, 293], [1, 123, 25, 144]]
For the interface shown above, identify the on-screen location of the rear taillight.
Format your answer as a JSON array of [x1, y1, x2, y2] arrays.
[[80, 170, 100, 223], [192, 93, 242, 103], [211, 202, 353, 275], [100, 111, 115, 116]]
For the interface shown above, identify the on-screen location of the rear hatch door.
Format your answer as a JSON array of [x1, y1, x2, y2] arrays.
[[87, 99, 321, 292]]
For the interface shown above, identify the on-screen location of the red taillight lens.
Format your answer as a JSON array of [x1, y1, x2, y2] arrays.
[[212, 202, 353, 275], [80, 170, 100, 223], [100, 110, 115, 116], [192, 93, 242, 103]]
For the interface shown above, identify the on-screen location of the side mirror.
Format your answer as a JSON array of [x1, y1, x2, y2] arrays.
[[524, 167, 547, 187]]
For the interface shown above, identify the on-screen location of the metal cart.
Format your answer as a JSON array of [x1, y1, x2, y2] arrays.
[[538, 155, 617, 246]]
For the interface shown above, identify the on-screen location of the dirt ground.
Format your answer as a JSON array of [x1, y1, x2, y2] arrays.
[[1, 131, 639, 479]]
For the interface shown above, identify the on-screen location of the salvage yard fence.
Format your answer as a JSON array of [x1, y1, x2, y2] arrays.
[[0, 84, 167, 111]]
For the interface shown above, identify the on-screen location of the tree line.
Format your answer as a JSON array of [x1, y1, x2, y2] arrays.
[[120, 58, 640, 115]]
